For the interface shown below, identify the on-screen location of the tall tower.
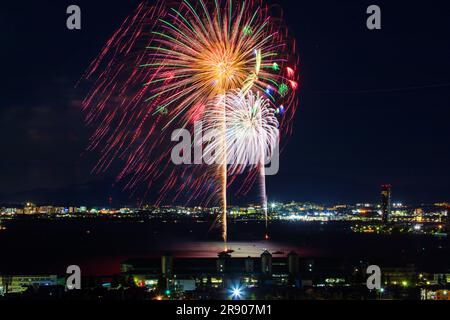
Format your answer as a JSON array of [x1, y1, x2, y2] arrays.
[[381, 184, 392, 224], [287, 251, 300, 287], [161, 254, 173, 278], [261, 250, 273, 278], [217, 252, 231, 274], [244, 256, 254, 273], [288, 251, 300, 276]]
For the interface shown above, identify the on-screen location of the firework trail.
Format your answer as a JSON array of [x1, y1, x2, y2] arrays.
[[82, 0, 299, 245]]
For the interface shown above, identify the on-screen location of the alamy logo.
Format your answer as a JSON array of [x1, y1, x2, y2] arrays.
[[367, 5, 382, 30], [66, 265, 81, 290], [66, 5, 81, 30], [366, 265, 382, 290]]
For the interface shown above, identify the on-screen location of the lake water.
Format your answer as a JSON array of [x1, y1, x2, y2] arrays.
[[0, 219, 448, 275]]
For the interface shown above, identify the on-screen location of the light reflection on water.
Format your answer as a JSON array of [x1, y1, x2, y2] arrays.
[[162, 241, 311, 258]]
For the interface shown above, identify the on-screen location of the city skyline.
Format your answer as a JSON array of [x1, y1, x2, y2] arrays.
[[0, 181, 448, 208], [0, 193, 448, 208]]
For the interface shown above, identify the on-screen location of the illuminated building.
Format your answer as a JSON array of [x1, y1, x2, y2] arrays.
[[381, 185, 392, 224], [217, 252, 231, 275], [413, 208, 423, 222], [77, 206, 88, 213], [306, 259, 314, 274], [23, 202, 37, 215], [382, 266, 417, 286], [68, 207, 77, 214], [421, 289, 450, 301], [120, 251, 300, 294], [0, 275, 57, 295]]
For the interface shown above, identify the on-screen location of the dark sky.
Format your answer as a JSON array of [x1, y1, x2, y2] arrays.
[[0, 0, 449, 206]]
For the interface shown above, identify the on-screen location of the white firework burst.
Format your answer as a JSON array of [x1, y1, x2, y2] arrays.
[[201, 90, 280, 175]]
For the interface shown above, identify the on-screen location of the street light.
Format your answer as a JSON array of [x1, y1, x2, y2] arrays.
[[230, 285, 244, 300]]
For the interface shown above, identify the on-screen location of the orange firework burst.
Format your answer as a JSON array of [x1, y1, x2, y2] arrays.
[[142, 0, 298, 125]]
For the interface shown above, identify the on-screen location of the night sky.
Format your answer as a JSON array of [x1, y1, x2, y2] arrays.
[[0, 0, 449, 206]]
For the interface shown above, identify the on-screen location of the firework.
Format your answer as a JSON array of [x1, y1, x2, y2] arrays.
[[202, 91, 279, 175], [82, 0, 299, 245], [141, 0, 297, 124], [202, 90, 279, 237]]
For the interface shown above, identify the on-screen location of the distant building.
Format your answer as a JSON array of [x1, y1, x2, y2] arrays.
[[447, 207, 450, 230], [120, 251, 303, 292], [422, 288, 450, 301], [288, 251, 300, 277], [261, 250, 272, 278], [381, 185, 392, 224], [415, 208, 424, 222], [23, 202, 37, 215], [68, 207, 77, 214], [0, 275, 57, 295]]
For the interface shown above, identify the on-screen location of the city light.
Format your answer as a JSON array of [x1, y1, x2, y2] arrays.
[[230, 285, 244, 300]]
